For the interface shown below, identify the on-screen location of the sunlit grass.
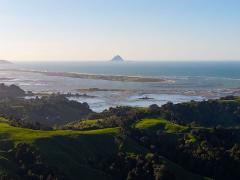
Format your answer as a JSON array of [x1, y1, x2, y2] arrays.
[[0, 122, 118, 144], [135, 118, 188, 133], [185, 133, 197, 143], [82, 119, 98, 125]]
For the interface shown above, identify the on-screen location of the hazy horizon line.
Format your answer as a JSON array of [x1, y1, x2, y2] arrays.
[[6, 59, 240, 63]]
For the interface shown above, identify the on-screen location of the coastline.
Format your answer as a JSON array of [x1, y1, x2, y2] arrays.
[[0, 69, 166, 83], [1, 68, 240, 112]]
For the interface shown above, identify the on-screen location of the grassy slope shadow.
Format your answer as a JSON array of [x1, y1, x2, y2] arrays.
[[34, 134, 118, 180]]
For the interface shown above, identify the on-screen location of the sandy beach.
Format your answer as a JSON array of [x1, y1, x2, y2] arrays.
[[0, 69, 166, 83]]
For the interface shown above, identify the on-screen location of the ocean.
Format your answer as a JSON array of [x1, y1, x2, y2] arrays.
[[1, 61, 240, 112]]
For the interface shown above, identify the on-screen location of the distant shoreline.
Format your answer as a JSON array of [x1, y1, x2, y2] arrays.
[[0, 60, 12, 64], [0, 69, 167, 83]]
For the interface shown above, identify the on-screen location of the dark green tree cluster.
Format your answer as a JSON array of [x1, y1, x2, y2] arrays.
[[0, 143, 67, 180], [0, 94, 92, 127], [159, 98, 240, 127], [102, 153, 175, 180], [0, 83, 25, 100]]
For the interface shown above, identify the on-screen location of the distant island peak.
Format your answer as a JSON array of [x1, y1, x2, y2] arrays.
[[110, 55, 124, 62], [0, 60, 12, 64]]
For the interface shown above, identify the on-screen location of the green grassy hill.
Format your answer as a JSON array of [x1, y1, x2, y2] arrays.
[[0, 118, 209, 180], [134, 118, 188, 133], [135, 118, 211, 144], [0, 118, 119, 179]]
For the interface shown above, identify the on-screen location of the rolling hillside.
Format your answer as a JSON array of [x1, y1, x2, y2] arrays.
[[0, 118, 208, 180]]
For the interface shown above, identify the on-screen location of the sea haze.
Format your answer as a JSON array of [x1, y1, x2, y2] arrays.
[[1, 61, 240, 112]]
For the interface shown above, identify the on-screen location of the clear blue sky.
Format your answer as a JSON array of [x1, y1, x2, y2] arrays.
[[0, 0, 240, 61]]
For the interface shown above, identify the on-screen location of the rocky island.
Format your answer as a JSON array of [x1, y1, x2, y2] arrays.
[[110, 55, 124, 62]]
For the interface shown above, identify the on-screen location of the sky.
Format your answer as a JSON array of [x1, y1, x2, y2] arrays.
[[0, 0, 240, 61]]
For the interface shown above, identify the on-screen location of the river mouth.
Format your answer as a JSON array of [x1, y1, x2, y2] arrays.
[[1, 62, 240, 112]]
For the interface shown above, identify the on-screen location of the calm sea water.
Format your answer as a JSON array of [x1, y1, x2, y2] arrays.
[[1, 61, 240, 111], [4, 61, 240, 79]]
